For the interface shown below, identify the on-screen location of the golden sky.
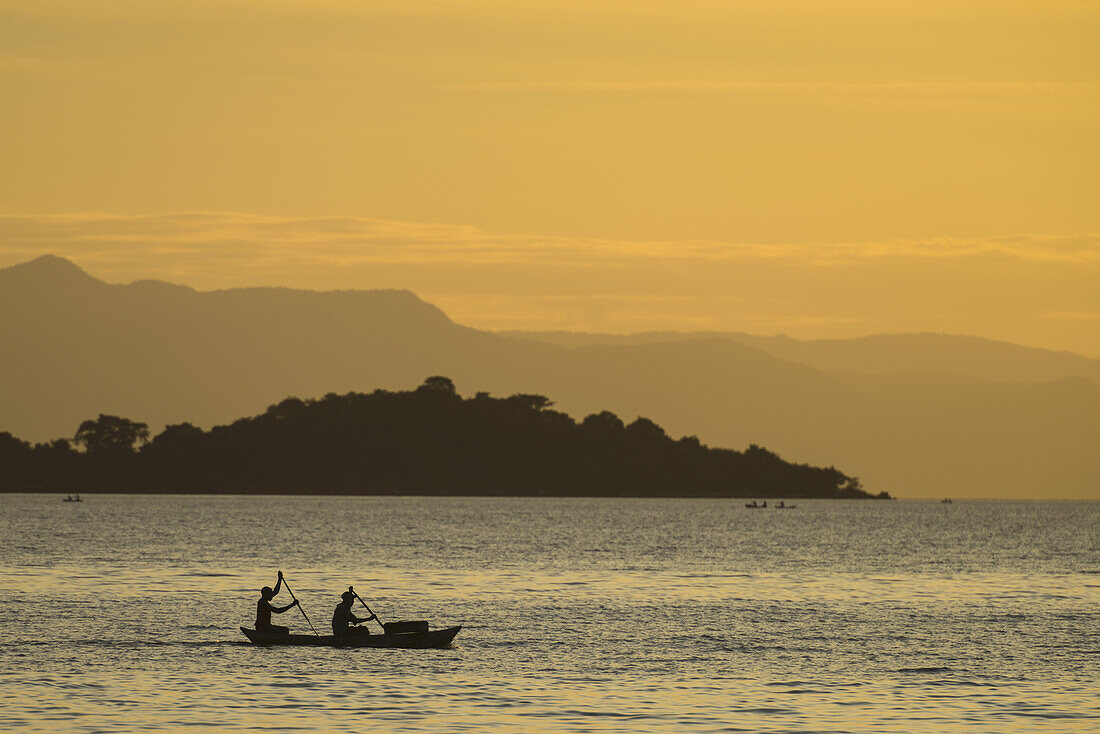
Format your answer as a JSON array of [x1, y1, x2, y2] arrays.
[[2, 1, 1098, 353]]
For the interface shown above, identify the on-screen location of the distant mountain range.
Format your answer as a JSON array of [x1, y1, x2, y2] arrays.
[[498, 330, 1100, 385], [2, 255, 1097, 498]]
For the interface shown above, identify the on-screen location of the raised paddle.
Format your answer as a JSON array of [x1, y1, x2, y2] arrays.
[[281, 572, 320, 637], [349, 586, 386, 633]]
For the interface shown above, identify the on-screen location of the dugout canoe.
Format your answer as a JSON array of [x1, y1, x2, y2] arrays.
[[240, 625, 461, 648]]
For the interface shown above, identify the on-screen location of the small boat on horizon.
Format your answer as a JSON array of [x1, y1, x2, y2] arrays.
[[240, 625, 461, 649], [62, 495, 82, 502]]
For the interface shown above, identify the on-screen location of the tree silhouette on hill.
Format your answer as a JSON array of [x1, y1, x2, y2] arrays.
[[0, 378, 887, 499], [74, 414, 149, 455]]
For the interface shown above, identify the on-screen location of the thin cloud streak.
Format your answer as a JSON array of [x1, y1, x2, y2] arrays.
[[443, 80, 1095, 96], [0, 212, 1095, 267]]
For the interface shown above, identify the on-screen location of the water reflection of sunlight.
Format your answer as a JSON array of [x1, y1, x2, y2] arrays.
[[2, 565, 1095, 610]]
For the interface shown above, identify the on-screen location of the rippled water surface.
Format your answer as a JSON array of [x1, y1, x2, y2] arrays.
[[1, 495, 1097, 732]]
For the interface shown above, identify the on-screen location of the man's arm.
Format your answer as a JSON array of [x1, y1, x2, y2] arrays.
[[346, 588, 377, 624], [272, 570, 284, 597], [273, 600, 299, 614]]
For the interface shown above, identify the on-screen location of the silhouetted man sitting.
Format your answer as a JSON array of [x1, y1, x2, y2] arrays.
[[332, 590, 376, 637], [256, 571, 299, 634]]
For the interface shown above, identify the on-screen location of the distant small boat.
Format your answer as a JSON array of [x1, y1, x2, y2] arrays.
[[745, 501, 764, 508], [240, 625, 461, 649], [62, 495, 82, 502], [941, 499, 953, 504]]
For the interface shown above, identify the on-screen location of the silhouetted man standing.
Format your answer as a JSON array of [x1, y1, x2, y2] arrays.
[[256, 570, 298, 634]]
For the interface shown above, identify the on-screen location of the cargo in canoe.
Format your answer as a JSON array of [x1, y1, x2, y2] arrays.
[[240, 625, 461, 649]]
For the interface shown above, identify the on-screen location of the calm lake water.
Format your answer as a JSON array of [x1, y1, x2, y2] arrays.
[[0, 495, 1097, 733]]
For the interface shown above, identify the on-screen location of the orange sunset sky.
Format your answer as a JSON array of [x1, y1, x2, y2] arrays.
[[1, 0, 1097, 355]]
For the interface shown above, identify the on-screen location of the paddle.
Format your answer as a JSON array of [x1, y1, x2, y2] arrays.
[[280, 572, 320, 637], [349, 586, 386, 633]]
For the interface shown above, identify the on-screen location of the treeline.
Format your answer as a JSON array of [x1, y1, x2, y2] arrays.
[[0, 377, 887, 498]]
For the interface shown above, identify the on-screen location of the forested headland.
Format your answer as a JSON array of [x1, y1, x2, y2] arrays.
[[0, 377, 887, 498]]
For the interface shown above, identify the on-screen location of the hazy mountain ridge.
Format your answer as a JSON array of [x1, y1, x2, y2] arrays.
[[2, 256, 1097, 499], [498, 330, 1100, 385]]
